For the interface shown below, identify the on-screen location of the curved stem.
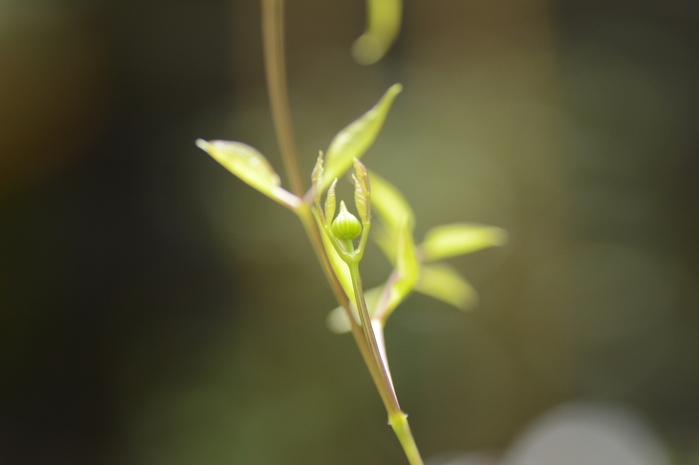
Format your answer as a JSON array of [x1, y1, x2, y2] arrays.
[[261, 0, 305, 196], [262, 1, 376, 387]]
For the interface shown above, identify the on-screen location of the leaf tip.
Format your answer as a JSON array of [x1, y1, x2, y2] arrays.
[[390, 83, 403, 95], [195, 138, 209, 151]]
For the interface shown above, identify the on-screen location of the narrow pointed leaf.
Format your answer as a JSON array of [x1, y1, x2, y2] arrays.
[[352, 0, 402, 65], [324, 179, 338, 226], [353, 159, 371, 224], [311, 151, 324, 187], [415, 263, 478, 310], [421, 223, 508, 262], [353, 174, 369, 224], [196, 139, 300, 209], [321, 84, 402, 192]]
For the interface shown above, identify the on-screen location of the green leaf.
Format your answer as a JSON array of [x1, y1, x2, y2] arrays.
[[370, 170, 414, 235], [353, 159, 370, 224], [321, 84, 402, 192], [415, 263, 478, 310], [196, 139, 301, 209], [319, 221, 354, 304], [373, 225, 397, 264], [324, 179, 338, 226], [377, 217, 419, 323], [421, 223, 507, 262], [326, 286, 383, 334], [352, 0, 402, 65], [370, 171, 414, 265], [311, 151, 324, 187]]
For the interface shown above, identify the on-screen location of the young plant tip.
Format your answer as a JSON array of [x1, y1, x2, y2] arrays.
[[196, 5, 507, 465]]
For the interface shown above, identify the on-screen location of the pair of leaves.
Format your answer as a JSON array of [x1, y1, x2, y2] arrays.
[[327, 173, 507, 334], [370, 174, 507, 316], [196, 84, 402, 212]]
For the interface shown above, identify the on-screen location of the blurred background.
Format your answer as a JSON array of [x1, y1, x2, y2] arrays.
[[1, 0, 699, 464]]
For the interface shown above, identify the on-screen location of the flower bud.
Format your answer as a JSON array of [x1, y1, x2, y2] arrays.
[[332, 201, 362, 241]]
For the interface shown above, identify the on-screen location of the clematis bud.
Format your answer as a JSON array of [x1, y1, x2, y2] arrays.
[[332, 201, 362, 241]]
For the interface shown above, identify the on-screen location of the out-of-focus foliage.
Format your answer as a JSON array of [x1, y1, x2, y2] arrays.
[[353, 0, 402, 65], [421, 223, 508, 263], [370, 169, 415, 253], [415, 263, 477, 310], [380, 217, 419, 321]]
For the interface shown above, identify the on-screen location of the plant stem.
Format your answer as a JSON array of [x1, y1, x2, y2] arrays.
[[260, 2, 424, 464], [260, 0, 379, 387], [344, 240, 400, 414], [261, 0, 367, 357], [345, 242, 425, 465], [261, 0, 375, 382], [296, 207, 384, 394], [390, 412, 425, 465], [261, 0, 304, 196]]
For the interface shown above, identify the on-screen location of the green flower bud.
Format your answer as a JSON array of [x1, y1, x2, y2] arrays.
[[332, 201, 362, 241]]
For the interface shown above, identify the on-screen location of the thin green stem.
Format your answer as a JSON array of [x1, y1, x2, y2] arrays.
[[296, 206, 381, 383], [357, 220, 371, 260], [344, 240, 400, 411], [345, 241, 424, 465], [390, 412, 425, 465]]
